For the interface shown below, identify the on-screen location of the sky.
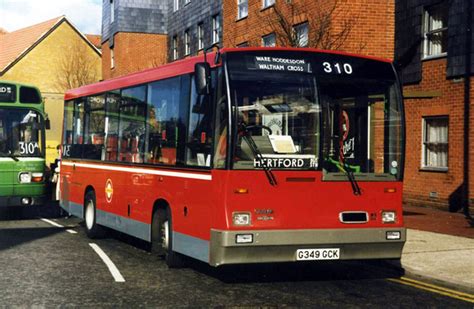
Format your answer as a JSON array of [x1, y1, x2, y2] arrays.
[[0, 0, 102, 34]]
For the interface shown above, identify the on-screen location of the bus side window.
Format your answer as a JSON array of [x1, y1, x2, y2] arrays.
[[118, 86, 147, 164], [62, 100, 74, 158], [105, 91, 120, 161], [68, 98, 85, 159], [146, 77, 181, 166], [83, 95, 106, 160], [186, 74, 214, 167]]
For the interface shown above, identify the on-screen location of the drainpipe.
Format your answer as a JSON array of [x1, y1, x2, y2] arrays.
[[463, 0, 472, 219]]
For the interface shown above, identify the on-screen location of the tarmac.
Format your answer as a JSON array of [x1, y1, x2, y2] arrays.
[[401, 204, 474, 294]]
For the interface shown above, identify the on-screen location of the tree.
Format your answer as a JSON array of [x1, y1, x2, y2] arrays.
[[55, 40, 101, 92], [266, 0, 362, 50]]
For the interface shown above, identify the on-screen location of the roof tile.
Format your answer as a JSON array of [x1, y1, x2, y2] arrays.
[[0, 16, 64, 73]]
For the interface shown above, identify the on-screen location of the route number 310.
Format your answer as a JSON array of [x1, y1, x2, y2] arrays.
[[322, 62, 353, 75]]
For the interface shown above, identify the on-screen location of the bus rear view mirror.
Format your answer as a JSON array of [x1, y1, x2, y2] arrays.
[[44, 119, 51, 130], [195, 62, 211, 95]]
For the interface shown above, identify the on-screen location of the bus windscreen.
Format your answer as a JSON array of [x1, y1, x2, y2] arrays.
[[0, 109, 44, 157], [227, 51, 403, 180]]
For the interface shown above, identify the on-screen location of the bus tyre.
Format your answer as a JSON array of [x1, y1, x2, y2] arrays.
[[151, 209, 166, 257], [84, 191, 105, 239], [161, 209, 186, 268]]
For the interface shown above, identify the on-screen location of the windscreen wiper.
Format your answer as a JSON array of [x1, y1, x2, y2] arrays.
[[239, 124, 277, 186], [8, 151, 19, 162], [339, 151, 361, 195]]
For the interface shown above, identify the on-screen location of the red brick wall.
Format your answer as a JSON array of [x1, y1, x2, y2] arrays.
[[403, 58, 470, 209], [102, 32, 168, 80], [223, 0, 394, 59]]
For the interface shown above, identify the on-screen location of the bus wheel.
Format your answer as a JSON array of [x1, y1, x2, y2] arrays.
[[161, 209, 186, 268], [151, 209, 166, 257], [84, 191, 105, 239]]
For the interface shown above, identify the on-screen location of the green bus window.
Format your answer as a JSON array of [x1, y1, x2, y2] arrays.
[[19, 86, 41, 104], [0, 83, 16, 103]]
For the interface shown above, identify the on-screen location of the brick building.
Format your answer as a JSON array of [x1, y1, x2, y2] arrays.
[[99, 0, 473, 211], [101, 0, 222, 79], [167, 0, 222, 61], [223, 0, 395, 59], [395, 0, 473, 211], [101, 0, 168, 79]]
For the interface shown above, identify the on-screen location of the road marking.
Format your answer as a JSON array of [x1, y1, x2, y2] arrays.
[[388, 277, 474, 303], [40, 218, 63, 228], [40, 218, 77, 234], [89, 243, 125, 282]]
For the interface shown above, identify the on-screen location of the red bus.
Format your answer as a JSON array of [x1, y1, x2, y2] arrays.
[[59, 48, 405, 267]]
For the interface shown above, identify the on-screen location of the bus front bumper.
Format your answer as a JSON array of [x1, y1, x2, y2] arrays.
[[209, 227, 406, 267], [0, 195, 46, 207]]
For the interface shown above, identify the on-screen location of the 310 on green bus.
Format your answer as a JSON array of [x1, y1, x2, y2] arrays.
[[0, 81, 50, 207]]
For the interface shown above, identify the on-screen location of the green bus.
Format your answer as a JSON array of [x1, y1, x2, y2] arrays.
[[0, 81, 50, 207]]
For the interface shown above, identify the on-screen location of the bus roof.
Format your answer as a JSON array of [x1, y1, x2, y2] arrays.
[[64, 47, 393, 101]]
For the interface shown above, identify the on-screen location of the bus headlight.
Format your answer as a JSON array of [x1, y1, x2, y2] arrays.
[[382, 211, 397, 223], [19, 172, 32, 183], [233, 212, 251, 226]]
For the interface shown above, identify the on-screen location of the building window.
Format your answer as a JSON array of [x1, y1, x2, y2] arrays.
[[263, 0, 275, 9], [262, 33, 276, 47], [198, 23, 204, 50], [422, 116, 448, 170], [173, 0, 179, 12], [237, 41, 249, 48], [238, 0, 248, 19], [184, 30, 191, 56], [212, 15, 220, 44], [185, 0, 191, 5], [110, 47, 115, 69], [172, 36, 178, 60], [294, 22, 308, 47], [423, 3, 448, 58], [110, 0, 114, 23]]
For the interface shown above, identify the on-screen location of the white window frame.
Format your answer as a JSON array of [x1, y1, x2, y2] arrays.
[[238, 0, 248, 20], [421, 116, 448, 171], [294, 22, 309, 47], [184, 30, 191, 56], [110, 47, 115, 69], [110, 0, 114, 23], [262, 0, 275, 9], [173, 0, 179, 12], [423, 3, 448, 59], [172, 36, 178, 60], [212, 15, 220, 44], [198, 23, 204, 50], [262, 33, 276, 47]]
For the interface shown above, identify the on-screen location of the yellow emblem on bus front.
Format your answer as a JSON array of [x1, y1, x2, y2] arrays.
[[105, 179, 113, 203]]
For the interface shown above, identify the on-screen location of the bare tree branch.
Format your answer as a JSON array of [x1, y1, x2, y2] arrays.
[[265, 0, 361, 50], [55, 40, 101, 92]]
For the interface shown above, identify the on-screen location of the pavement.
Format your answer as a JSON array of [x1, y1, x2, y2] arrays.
[[401, 204, 474, 293]]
